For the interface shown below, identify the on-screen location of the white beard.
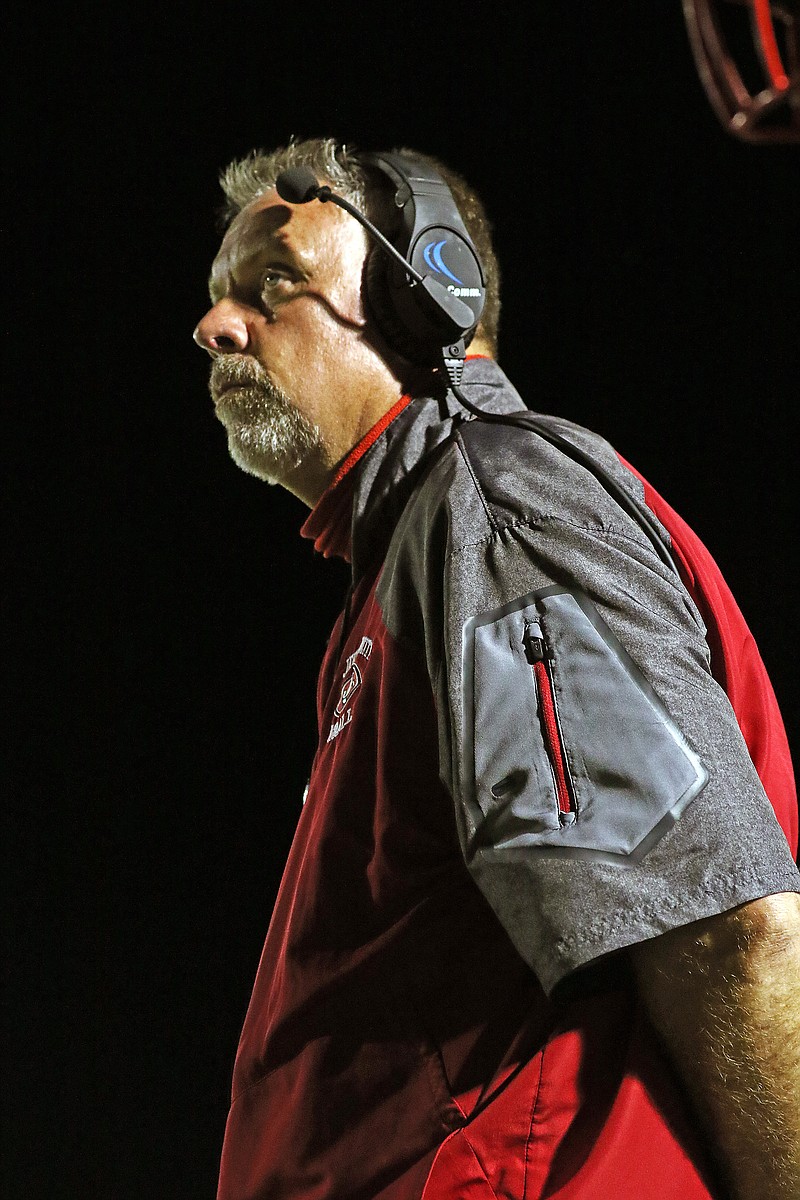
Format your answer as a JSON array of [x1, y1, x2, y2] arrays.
[[210, 359, 323, 484]]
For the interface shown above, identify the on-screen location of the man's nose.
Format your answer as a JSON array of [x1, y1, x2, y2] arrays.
[[193, 300, 250, 356]]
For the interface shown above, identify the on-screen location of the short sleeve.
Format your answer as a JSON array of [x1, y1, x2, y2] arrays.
[[429, 446, 800, 995]]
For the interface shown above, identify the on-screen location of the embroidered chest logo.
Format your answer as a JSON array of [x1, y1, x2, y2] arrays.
[[327, 636, 373, 743]]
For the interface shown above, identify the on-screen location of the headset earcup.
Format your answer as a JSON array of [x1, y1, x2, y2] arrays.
[[364, 246, 428, 362]]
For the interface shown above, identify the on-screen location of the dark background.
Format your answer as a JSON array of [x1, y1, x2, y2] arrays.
[[6, 3, 798, 1197]]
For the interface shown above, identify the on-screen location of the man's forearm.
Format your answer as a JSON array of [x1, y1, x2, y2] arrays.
[[631, 893, 800, 1200]]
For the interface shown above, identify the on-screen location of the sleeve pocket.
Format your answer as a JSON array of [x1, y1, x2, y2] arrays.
[[461, 586, 707, 866]]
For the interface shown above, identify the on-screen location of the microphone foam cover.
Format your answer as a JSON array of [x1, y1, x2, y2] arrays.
[[275, 167, 321, 204]]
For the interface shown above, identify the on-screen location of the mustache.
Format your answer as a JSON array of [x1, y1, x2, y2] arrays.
[[209, 356, 271, 403]]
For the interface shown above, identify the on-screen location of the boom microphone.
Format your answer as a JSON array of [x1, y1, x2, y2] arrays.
[[276, 167, 426, 284], [274, 167, 475, 340], [274, 166, 323, 205]]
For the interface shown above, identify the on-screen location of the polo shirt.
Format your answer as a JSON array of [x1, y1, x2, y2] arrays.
[[217, 358, 798, 1200]]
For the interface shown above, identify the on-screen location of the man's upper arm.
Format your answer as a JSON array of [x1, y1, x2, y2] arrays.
[[630, 892, 800, 1200], [403, 424, 800, 996]]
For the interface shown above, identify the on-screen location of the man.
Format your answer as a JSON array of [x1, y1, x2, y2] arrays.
[[194, 138, 800, 1200]]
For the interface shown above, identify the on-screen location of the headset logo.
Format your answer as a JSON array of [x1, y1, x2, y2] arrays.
[[422, 238, 482, 299], [423, 239, 463, 286]]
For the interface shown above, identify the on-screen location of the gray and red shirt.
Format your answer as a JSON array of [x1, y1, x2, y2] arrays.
[[217, 357, 799, 1200]]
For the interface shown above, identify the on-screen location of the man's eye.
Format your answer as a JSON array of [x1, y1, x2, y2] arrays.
[[259, 271, 297, 309], [261, 269, 289, 289]]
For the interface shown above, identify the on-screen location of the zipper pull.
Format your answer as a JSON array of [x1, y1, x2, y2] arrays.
[[523, 620, 578, 825], [523, 624, 546, 664]]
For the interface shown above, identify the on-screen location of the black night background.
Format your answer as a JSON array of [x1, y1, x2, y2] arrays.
[[6, 3, 798, 1197]]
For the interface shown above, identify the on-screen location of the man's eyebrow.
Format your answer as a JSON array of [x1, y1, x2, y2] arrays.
[[206, 236, 310, 302]]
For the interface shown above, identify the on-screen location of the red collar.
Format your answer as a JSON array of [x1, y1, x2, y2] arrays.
[[300, 394, 415, 561], [300, 357, 491, 561]]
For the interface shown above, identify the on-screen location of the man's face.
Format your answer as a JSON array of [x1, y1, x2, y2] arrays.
[[194, 187, 398, 503]]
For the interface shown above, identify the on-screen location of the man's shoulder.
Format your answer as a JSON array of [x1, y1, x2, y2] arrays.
[[408, 408, 633, 555]]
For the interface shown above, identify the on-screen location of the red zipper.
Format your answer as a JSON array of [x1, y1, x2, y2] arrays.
[[523, 625, 575, 818]]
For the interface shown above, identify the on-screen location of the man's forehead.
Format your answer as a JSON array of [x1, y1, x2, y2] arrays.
[[214, 195, 292, 268], [211, 190, 346, 275]]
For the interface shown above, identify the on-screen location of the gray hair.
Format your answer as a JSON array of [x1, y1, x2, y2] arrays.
[[219, 137, 371, 228]]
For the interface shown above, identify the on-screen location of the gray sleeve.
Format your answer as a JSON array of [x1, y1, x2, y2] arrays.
[[431, 465, 800, 996]]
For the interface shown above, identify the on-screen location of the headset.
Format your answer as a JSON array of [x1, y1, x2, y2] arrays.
[[275, 153, 681, 579], [275, 152, 485, 385]]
